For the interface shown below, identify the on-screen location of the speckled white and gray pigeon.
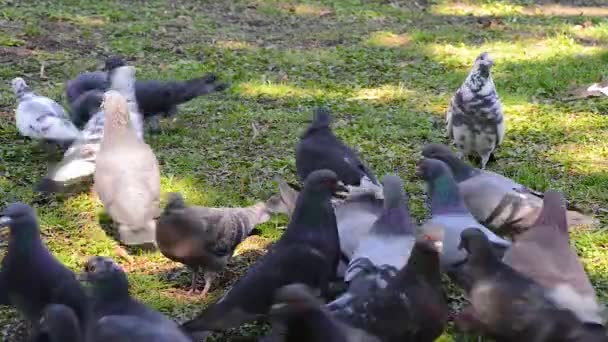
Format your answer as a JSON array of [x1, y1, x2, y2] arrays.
[[36, 63, 146, 193], [181, 170, 342, 335], [328, 226, 448, 342], [156, 191, 291, 297], [446, 52, 504, 169], [502, 191, 605, 325], [416, 158, 511, 270], [11, 77, 80, 147], [94, 66, 160, 246], [421, 143, 597, 232], [344, 174, 415, 283]]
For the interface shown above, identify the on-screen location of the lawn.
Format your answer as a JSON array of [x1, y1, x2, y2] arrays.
[[1, 0, 608, 340]]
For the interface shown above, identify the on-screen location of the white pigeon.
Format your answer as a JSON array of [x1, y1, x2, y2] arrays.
[[446, 52, 505, 169], [11, 77, 80, 145], [94, 66, 160, 246]]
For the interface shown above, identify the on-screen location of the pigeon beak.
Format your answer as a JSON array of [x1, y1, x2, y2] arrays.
[[0, 216, 11, 228]]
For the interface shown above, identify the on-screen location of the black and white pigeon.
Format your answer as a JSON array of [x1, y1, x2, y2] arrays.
[[421, 143, 597, 232], [181, 169, 343, 334], [94, 66, 160, 245], [80, 256, 191, 341], [296, 107, 378, 186], [67, 57, 227, 132], [456, 228, 607, 342], [156, 191, 291, 297], [328, 225, 448, 342], [11, 77, 80, 147], [36, 62, 146, 193], [0, 203, 90, 339], [446, 51, 504, 169], [343, 174, 415, 283], [415, 158, 511, 270], [268, 283, 380, 342]]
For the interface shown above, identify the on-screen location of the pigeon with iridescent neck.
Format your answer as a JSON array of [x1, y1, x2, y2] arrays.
[[421, 143, 597, 232], [415, 158, 511, 269], [11, 77, 80, 147], [446, 51, 504, 169]]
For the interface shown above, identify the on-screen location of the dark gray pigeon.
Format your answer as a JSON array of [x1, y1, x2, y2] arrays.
[[421, 143, 597, 231], [81, 256, 191, 340], [156, 190, 291, 297], [268, 283, 380, 342], [446, 51, 504, 169], [456, 228, 607, 342], [67, 57, 227, 132], [94, 67, 160, 246], [296, 107, 378, 186], [344, 174, 415, 283], [0, 203, 90, 338], [415, 158, 511, 269], [502, 191, 604, 325], [181, 169, 343, 334], [329, 225, 448, 342]]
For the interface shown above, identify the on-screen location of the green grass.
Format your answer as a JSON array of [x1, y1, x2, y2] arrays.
[[1, 0, 608, 340]]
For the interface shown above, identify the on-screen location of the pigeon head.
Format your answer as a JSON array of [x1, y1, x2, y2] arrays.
[[270, 283, 323, 316], [303, 107, 332, 137], [470, 51, 494, 79], [303, 169, 345, 195], [11, 77, 30, 98], [421, 144, 477, 182], [265, 178, 299, 217], [101, 90, 131, 128], [0, 202, 38, 234], [417, 222, 445, 254], [80, 256, 130, 299], [164, 192, 187, 213], [415, 158, 451, 181], [458, 228, 495, 261], [103, 56, 126, 72], [381, 174, 406, 209]]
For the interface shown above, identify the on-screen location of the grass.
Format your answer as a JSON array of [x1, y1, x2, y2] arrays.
[[0, 0, 608, 340]]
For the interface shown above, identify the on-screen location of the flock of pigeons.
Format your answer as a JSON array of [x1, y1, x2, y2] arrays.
[[1, 50, 605, 342]]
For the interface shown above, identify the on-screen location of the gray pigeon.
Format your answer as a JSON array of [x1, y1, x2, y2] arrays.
[[36, 62, 146, 193], [421, 143, 597, 231], [268, 283, 380, 342], [329, 225, 447, 342], [296, 107, 378, 186], [94, 67, 160, 246], [11, 77, 80, 147], [415, 158, 511, 269], [156, 191, 291, 297], [502, 191, 604, 324], [446, 51, 504, 169], [80, 256, 191, 341], [456, 228, 607, 342], [0, 203, 90, 339], [344, 174, 415, 283], [181, 169, 343, 334]]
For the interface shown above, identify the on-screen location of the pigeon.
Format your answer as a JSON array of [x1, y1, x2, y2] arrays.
[[156, 191, 291, 297], [456, 228, 607, 342], [446, 51, 504, 169], [296, 107, 378, 186], [80, 256, 191, 341], [502, 191, 604, 324], [329, 224, 448, 342], [181, 169, 343, 334], [11, 77, 80, 147], [67, 58, 227, 132], [69, 89, 105, 129], [415, 158, 511, 269], [0, 203, 90, 338], [41, 304, 83, 342], [94, 66, 160, 246], [268, 283, 380, 342], [344, 174, 415, 283], [421, 143, 597, 231]]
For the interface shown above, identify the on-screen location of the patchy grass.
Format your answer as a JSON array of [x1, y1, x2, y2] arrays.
[[0, 0, 608, 340]]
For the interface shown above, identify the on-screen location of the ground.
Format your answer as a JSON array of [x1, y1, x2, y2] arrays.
[[0, 0, 607, 340]]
